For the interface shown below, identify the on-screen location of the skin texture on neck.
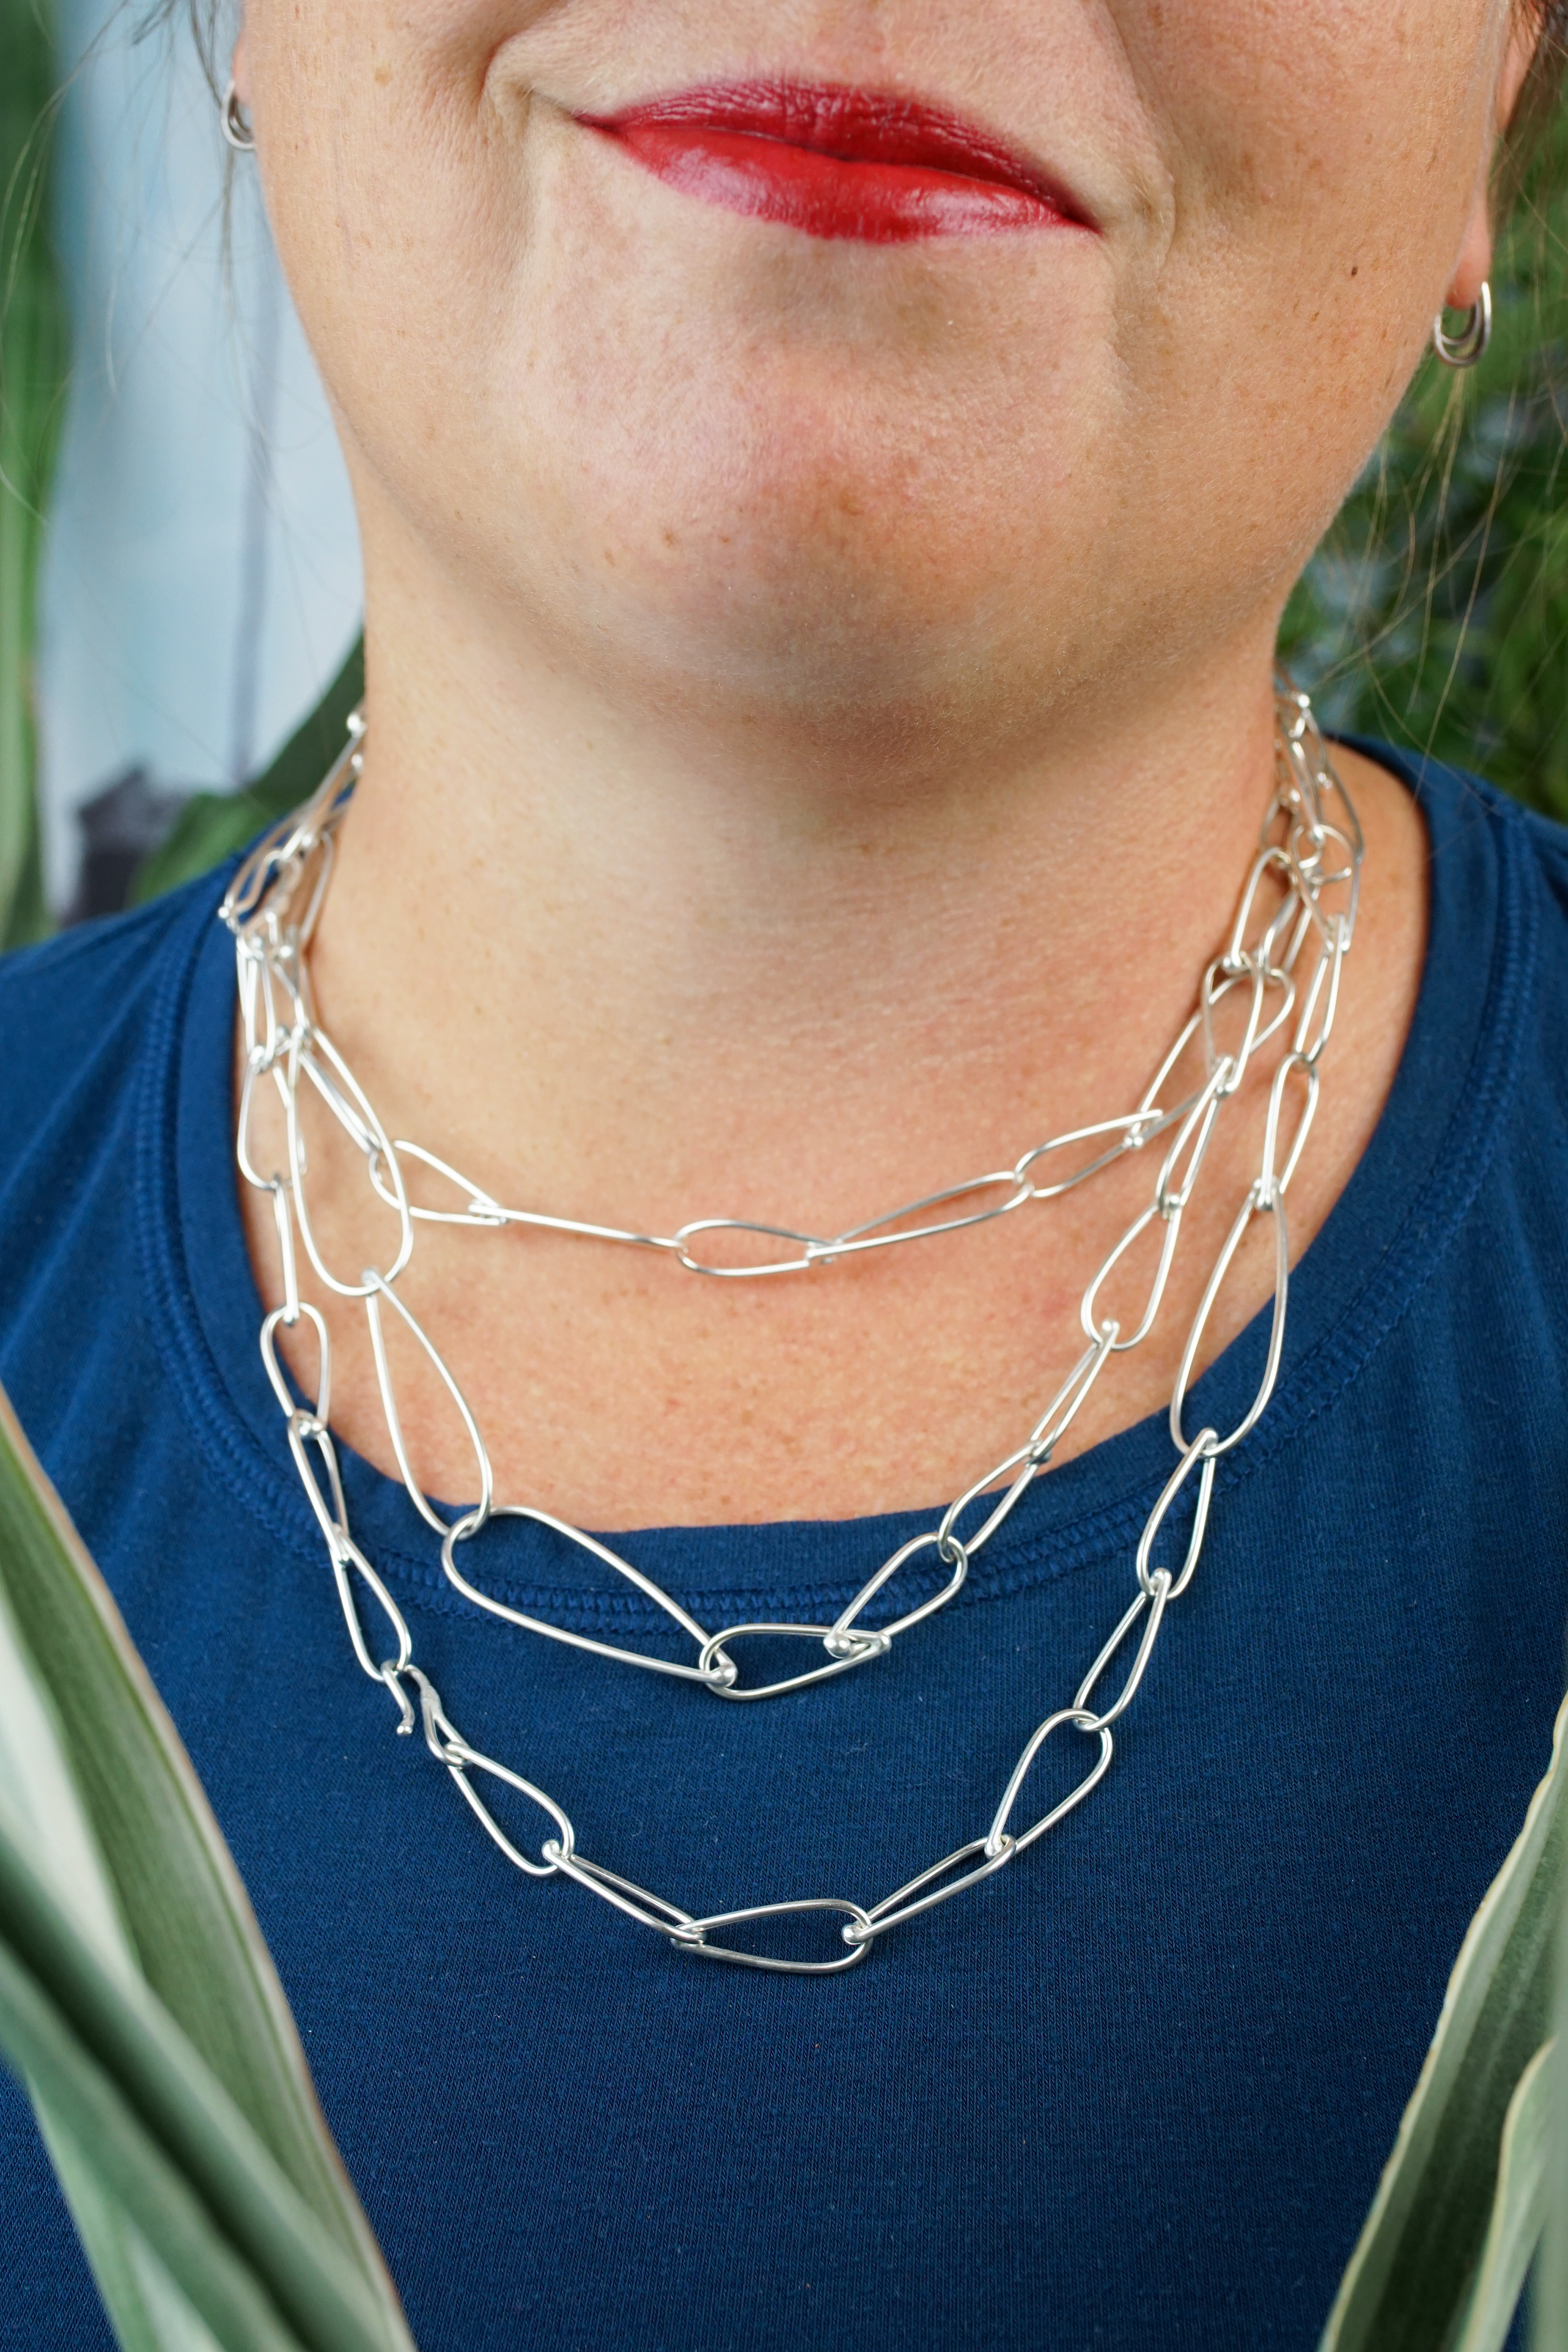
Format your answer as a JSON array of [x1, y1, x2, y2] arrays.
[[232, 0, 1525, 1527], [246, 605, 1425, 1527]]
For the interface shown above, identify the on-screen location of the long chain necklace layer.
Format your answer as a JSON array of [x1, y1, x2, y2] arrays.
[[221, 684, 1362, 1974]]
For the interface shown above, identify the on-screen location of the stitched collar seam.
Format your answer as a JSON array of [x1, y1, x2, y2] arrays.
[[140, 782, 1534, 1629]]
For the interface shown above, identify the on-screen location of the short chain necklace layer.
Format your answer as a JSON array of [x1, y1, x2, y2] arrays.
[[222, 683, 1362, 1975]]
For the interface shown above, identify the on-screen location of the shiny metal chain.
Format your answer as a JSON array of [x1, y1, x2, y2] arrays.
[[220, 683, 1361, 1973]]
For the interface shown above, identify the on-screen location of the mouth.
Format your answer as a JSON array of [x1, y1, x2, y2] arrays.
[[575, 80, 1097, 246]]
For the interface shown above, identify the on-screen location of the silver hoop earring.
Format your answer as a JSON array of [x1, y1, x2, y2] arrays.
[[221, 78, 256, 153], [1432, 280, 1491, 368]]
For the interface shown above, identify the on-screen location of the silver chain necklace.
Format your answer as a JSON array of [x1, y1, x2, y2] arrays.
[[221, 682, 1362, 1974]]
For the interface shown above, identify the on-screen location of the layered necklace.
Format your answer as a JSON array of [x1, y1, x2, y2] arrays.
[[222, 683, 1362, 1974]]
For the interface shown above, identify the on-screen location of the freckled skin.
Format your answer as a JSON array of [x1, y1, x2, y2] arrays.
[[235, 2, 1532, 1528]]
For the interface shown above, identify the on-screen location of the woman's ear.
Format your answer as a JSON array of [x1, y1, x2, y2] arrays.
[[1447, 5, 1549, 305]]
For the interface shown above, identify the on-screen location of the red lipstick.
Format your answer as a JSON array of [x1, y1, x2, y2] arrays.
[[577, 81, 1094, 245]]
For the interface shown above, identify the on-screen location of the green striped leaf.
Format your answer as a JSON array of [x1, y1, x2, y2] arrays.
[[0, 1382, 416, 2351], [1451, 2035, 1555, 2352], [1322, 1694, 1568, 2352]]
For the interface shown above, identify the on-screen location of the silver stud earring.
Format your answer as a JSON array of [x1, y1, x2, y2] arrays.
[[1432, 279, 1491, 368], [221, 77, 256, 153]]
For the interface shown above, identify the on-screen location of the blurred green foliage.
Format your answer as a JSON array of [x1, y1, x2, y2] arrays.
[[0, 0, 65, 945], [1280, 104, 1568, 821], [130, 635, 364, 905]]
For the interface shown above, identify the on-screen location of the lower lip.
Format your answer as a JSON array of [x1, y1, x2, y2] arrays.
[[578, 96, 1084, 246]]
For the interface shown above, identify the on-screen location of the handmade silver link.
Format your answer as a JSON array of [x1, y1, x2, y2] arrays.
[[222, 681, 1362, 1972], [261, 1301, 329, 1423], [1081, 1200, 1183, 1351], [1295, 922, 1349, 1064], [285, 1409, 349, 1546], [828, 1530, 968, 1660], [542, 1845, 698, 1936], [331, 1534, 414, 1683], [363, 1274, 494, 1535], [674, 1898, 875, 1976], [842, 1837, 1016, 1948], [391, 1665, 575, 1877], [1260, 1053, 1319, 1203], [1169, 1187, 1290, 1458], [1225, 846, 1295, 975], [1073, 1575, 1172, 1729], [1136, 1432, 1219, 1600], [268, 1180, 301, 1325], [439, 1505, 737, 1688], [1155, 1067, 1228, 1218], [284, 1024, 414, 1299], [1023, 1328, 1119, 1464], [696, 1619, 888, 1700], [985, 1709, 1117, 1857]]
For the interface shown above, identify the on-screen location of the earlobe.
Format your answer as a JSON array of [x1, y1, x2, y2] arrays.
[[1435, 198, 1492, 365], [1433, 278, 1491, 365], [1444, 204, 1493, 313], [223, 30, 256, 153]]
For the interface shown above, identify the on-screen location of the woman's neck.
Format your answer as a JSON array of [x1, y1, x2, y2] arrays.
[[310, 580, 1284, 1230], [248, 558, 1425, 1531]]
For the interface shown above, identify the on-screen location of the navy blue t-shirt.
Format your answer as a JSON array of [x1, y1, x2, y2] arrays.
[[0, 748, 1565, 2350]]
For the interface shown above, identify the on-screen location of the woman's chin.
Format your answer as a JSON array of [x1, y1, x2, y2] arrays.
[[506, 490, 1026, 723], [433, 378, 1093, 728]]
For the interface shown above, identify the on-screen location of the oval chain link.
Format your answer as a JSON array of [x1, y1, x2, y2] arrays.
[[221, 682, 1360, 1973]]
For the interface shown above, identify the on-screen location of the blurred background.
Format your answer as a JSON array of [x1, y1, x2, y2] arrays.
[[3, 0, 1568, 944], [3, 0, 360, 938]]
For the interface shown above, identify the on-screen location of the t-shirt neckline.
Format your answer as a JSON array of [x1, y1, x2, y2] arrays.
[[139, 745, 1536, 1628]]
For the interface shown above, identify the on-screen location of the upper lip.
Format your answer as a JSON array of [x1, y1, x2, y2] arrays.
[[576, 79, 1098, 230]]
